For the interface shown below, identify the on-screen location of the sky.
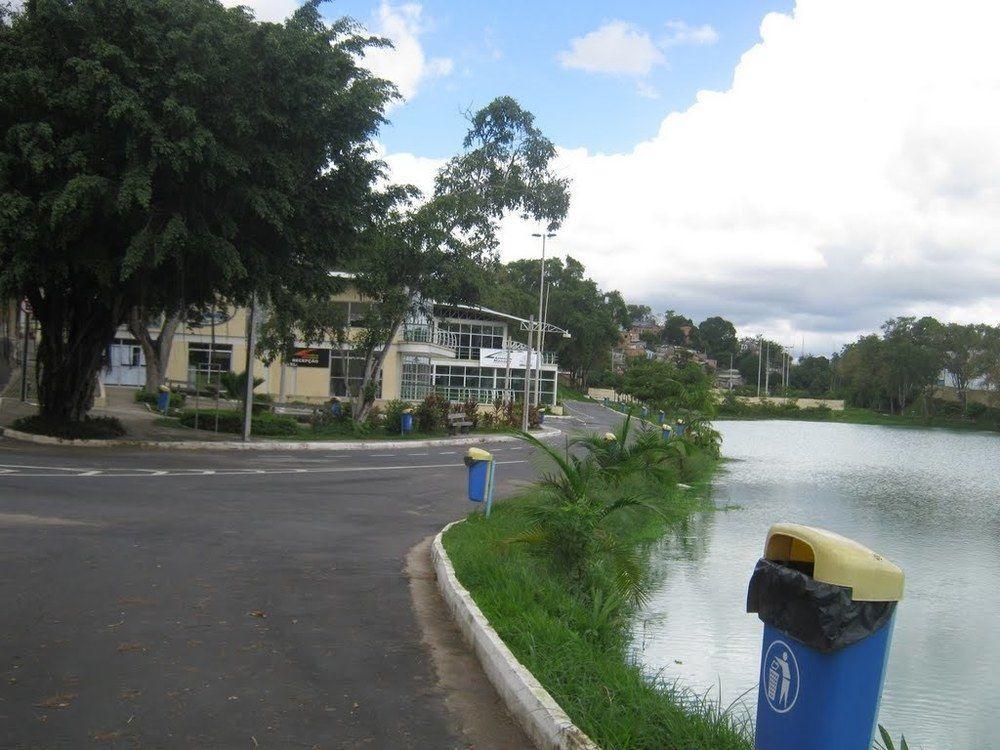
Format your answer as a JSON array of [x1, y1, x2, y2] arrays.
[[167, 2, 1000, 353]]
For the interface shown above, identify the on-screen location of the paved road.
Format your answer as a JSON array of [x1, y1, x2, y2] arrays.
[[0, 402, 616, 749]]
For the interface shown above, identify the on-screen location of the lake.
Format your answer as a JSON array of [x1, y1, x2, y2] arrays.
[[635, 420, 1000, 749]]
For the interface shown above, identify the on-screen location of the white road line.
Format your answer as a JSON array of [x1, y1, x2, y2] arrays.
[[0, 460, 529, 479], [79, 470, 103, 476], [370, 453, 397, 457], [408, 452, 429, 456]]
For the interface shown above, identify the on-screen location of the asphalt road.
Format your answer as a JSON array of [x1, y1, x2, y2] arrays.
[[0, 401, 616, 749]]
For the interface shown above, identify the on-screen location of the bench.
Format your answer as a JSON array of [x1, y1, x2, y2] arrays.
[[447, 411, 473, 435]]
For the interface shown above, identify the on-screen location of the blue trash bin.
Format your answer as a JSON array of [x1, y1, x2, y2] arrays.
[[463, 448, 495, 514], [674, 419, 686, 437], [641, 406, 649, 418], [537, 409, 545, 425], [156, 389, 170, 414], [330, 400, 342, 418], [401, 410, 414, 434], [660, 424, 672, 440], [658, 410, 665, 424], [747, 524, 904, 750]]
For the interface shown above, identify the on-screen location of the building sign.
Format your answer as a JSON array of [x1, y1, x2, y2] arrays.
[[289, 347, 330, 368], [479, 348, 539, 369]]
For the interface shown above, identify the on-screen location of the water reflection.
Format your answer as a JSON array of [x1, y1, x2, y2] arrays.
[[634, 421, 1000, 749]]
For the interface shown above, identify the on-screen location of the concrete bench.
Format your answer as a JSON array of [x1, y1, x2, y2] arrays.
[[447, 412, 473, 435]]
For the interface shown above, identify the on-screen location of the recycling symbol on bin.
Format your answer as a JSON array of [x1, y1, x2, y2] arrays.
[[763, 640, 800, 713]]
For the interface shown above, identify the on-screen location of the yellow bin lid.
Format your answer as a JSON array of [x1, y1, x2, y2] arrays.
[[465, 447, 493, 462], [603, 432, 617, 441], [764, 523, 904, 602]]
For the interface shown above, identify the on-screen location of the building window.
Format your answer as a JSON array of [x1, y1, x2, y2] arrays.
[[188, 342, 233, 372], [330, 351, 381, 398], [437, 321, 505, 360], [401, 356, 433, 400], [427, 362, 556, 405]]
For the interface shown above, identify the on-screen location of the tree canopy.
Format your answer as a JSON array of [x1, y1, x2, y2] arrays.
[[0, 0, 392, 420]]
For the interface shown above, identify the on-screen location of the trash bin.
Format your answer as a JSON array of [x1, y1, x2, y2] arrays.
[[401, 408, 414, 434], [603, 397, 609, 407], [674, 418, 686, 437], [537, 408, 545, 425], [156, 386, 170, 414], [641, 405, 649, 418], [603, 432, 617, 442], [463, 448, 495, 515], [330, 398, 342, 418], [747, 524, 904, 750], [660, 423, 672, 440], [658, 410, 665, 424]]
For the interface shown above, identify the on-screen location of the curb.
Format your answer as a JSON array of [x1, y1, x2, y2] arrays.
[[431, 521, 599, 750], [0, 426, 562, 452]]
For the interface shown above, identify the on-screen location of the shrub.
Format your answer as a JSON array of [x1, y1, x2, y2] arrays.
[[135, 388, 186, 408], [382, 399, 409, 434], [416, 393, 450, 432], [178, 409, 298, 436], [462, 398, 481, 428], [12, 415, 126, 440], [218, 370, 264, 400]]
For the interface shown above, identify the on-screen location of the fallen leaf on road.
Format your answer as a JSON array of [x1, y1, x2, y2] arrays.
[[117, 642, 143, 653], [35, 693, 77, 709], [248, 610, 266, 618]]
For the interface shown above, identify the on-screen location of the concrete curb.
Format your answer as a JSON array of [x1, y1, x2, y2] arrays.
[[0, 426, 562, 452], [432, 521, 599, 750]]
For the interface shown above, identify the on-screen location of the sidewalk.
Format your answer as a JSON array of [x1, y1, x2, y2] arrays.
[[1, 386, 562, 450]]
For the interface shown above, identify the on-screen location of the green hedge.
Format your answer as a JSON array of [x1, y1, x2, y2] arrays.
[[178, 409, 299, 436], [12, 415, 126, 440], [135, 388, 186, 408]]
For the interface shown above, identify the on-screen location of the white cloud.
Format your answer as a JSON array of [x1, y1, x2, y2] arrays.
[[662, 20, 719, 47], [361, 3, 453, 106], [219, 0, 300, 23], [558, 21, 665, 76], [635, 81, 661, 100], [389, 0, 1000, 354]]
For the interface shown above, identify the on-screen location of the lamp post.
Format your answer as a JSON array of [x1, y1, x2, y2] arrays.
[[531, 231, 555, 407]]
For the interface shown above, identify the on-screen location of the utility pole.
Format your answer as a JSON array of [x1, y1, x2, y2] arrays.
[[534, 282, 551, 406], [764, 341, 770, 396], [531, 231, 554, 406], [19, 306, 30, 402], [242, 295, 258, 442], [756, 335, 763, 398], [521, 315, 534, 431]]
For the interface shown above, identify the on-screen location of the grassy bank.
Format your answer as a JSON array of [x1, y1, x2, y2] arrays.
[[442, 423, 752, 749], [717, 402, 1000, 432]]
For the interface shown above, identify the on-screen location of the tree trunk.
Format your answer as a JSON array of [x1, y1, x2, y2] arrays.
[[353, 318, 403, 422], [34, 292, 124, 423], [128, 307, 183, 391]]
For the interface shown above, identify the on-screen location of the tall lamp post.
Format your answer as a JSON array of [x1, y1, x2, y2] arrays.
[[531, 231, 555, 407]]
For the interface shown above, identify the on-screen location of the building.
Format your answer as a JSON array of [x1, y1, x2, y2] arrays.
[[102, 282, 562, 406], [715, 368, 744, 389]]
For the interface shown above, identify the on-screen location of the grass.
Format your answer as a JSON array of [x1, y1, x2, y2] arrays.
[[558, 385, 597, 404], [442, 448, 753, 750], [717, 404, 1000, 432]]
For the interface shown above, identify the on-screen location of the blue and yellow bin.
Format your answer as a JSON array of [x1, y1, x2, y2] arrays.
[[660, 423, 672, 440], [463, 447, 495, 514], [747, 524, 904, 750], [401, 408, 414, 434]]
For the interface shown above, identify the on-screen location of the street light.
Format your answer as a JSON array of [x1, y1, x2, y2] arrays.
[[530, 231, 555, 408]]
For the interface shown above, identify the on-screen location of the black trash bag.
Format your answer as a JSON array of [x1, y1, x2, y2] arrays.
[[746, 558, 896, 653]]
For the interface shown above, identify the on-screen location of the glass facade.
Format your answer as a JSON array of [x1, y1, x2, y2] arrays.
[[437, 321, 505, 360], [428, 363, 556, 405]]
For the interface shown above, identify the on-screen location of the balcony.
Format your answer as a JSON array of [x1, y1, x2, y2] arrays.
[[398, 324, 458, 359]]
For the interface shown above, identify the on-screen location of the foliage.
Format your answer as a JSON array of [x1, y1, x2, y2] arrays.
[[382, 399, 409, 434], [875, 725, 910, 750], [135, 388, 186, 409], [415, 393, 450, 432], [506, 432, 656, 605], [0, 0, 392, 421], [572, 412, 681, 486], [219, 371, 264, 401], [461, 398, 480, 428], [178, 409, 298, 436], [698, 316, 738, 361], [12, 414, 126, 440], [483, 256, 625, 388], [661, 310, 701, 348], [617, 358, 716, 415]]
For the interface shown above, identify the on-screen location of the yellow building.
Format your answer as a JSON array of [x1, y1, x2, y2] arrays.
[[103, 284, 562, 406]]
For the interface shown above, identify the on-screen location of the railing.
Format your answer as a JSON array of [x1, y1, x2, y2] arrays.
[[402, 325, 459, 349], [399, 383, 555, 405]]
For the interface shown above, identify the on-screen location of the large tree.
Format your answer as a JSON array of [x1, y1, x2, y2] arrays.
[[342, 97, 570, 419], [0, 0, 391, 421], [939, 322, 993, 413], [698, 315, 738, 362]]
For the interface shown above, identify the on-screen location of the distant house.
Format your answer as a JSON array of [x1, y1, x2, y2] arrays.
[[715, 368, 744, 389]]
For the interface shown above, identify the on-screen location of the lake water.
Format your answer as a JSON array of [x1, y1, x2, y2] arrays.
[[634, 420, 1000, 749]]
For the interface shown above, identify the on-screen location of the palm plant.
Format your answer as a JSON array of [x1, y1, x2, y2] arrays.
[[509, 431, 659, 605], [875, 726, 910, 750], [573, 410, 686, 487]]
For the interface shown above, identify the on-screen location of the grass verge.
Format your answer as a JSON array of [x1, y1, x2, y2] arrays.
[[442, 450, 752, 750]]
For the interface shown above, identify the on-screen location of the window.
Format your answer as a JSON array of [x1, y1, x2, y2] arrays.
[[188, 342, 233, 371], [437, 321, 505, 360], [330, 351, 381, 398]]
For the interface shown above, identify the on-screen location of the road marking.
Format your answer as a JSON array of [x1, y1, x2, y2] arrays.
[[0, 460, 529, 479], [370, 453, 397, 457]]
